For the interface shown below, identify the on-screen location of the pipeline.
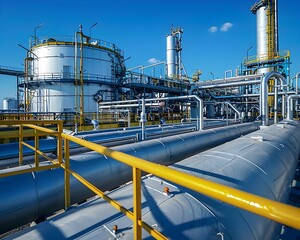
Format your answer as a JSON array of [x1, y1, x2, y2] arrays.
[[0, 123, 258, 234], [6, 120, 300, 240], [0, 123, 197, 160], [168, 120, 300, 239]]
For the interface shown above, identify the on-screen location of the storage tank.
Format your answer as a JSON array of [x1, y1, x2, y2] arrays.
[[166, 27, 183, 79], [23, 28, 125, 113], [166, 35, 177, 78], [251, 0, 278, 74], [3, 98, 18, 110]]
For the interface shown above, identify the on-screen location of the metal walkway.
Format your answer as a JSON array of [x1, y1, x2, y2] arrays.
[[0, 65, 24, 76]]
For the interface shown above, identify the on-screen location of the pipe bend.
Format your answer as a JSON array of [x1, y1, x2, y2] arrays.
[[286, 94, 300, 120], [261, 72, 286, 126]]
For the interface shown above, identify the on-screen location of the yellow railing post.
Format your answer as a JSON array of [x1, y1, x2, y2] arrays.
[[64, 138, 70, 209], [133, 167, 142, 240], [57, 121, 63, 164], [19, 124, 23, 165], [34, 128, 39, 167]]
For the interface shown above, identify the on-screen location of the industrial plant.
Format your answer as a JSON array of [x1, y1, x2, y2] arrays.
[[0, 0, 299, 239]]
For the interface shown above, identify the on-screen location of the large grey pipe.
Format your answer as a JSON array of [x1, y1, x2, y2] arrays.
[[261, 71, 286, 126], [0, 123, 258, 234], [8, 120, 300, 240]]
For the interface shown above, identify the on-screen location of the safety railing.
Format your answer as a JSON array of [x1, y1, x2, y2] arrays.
[[0, 120, 63, 177], [30, 35, 124, 56], [19, 72, 116, 83], [1, 120, 300, 239], [243, 50, 290, 65]]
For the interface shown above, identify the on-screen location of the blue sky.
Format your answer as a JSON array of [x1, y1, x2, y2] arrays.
[[0, 0, 300, 108]]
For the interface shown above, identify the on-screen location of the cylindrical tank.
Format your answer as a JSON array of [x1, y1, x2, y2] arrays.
[[3, 98, 18, 110], [256, 5, 270, 74], [252, 0, 277, 74], [256, 7, 268, 59], [26, 37, 125, 113], [166, 35, 177, 78]]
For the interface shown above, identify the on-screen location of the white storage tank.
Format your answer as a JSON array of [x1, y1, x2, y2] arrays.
[[24, 32, 125, 113], [3, 98, 18, 110]]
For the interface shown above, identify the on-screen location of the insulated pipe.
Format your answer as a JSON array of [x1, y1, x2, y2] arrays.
[[9, 120, 300, 240], [0, 124, 197, 160], [274, 85, 278, 123], [140, 98, 146, 140], [287, 94, 300, 120], [209, 91, 297, 99], [99, 103, 160, 109], [261, 71, 286, 126], [0, 123, 258, 234], [197, 74, 263, 85], [282, 94, 286, 119], [197, 79, 261, 90]]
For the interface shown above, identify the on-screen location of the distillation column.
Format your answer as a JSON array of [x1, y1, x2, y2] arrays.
[[166, 27, 183, 79], [251, 0, 278, 74]]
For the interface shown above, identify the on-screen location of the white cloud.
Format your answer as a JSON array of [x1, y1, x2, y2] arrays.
[[147, 58, 161, 64], [208, 26, 218, 33], [220, 22, 233, 32]]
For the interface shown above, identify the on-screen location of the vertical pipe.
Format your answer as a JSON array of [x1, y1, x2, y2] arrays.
[[34, 129, 39, 167], [96, 102, 99, 121], [245, 86, 249, 113], [226, 104, 229, 126], [128, 110, 131, 128], [141, 98, 146, 140], [79, 28, 84, 130], [74, 32, 78, 132], [178, 33, 182, 79], [282, 94, 285, 119], [57, 121, 63, 164], [259, 88, 262, 117], [19, 125, 23, 165], [64, 139, 70, 209], [24, 56, 28, 112], [17, 76, 20, 111], [196, 96, 203, 131], [274, 85, 278, 123]]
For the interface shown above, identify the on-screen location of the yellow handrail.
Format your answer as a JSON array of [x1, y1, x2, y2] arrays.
[[0, 120, 63, 176]]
